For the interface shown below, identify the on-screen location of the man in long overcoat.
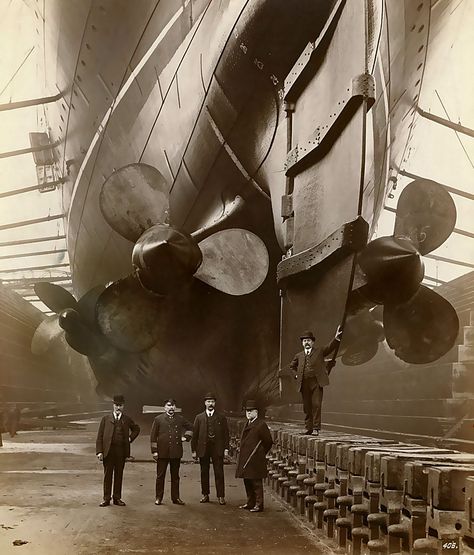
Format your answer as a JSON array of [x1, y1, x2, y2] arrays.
[[150, 398, 193, 505], [191, 392, 229, 505], [289, 327, 342, 435], [235, 400, 273, 512], [95, 394, 140, 506]]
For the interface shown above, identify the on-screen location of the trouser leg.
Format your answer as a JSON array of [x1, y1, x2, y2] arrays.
[[103, 453, 114, 500], [200, 454, 211, 495], [244, 478, 256, 507], [169, 458, 181, 501], [212, 454, 225, 497], [313, 386, 324, 430], [112, 445, 126, 500], [301, 379, 315, 431], [253, 479, 264, 507], [156, 458, 168, 500]]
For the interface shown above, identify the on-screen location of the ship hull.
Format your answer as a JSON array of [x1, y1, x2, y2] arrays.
[[35, 0, 445, 412]]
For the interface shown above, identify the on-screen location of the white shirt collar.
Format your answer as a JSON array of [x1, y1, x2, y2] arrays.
[[305, 348, 312, 355], [249, 416, 257, 423], [114, 412, 122, 420], [206, 409, 214, 417]]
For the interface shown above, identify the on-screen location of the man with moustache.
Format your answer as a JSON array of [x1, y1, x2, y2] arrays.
[[289, 326, 342, 435], [235, 400, 273, 513], [150, 399, 193, 505], [191, 392, 229, 505], [96, 395, 140, 507]]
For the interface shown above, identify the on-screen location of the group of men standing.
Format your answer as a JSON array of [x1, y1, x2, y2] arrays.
[[95, 394, 273, 512], [95, 327, 342, 511]]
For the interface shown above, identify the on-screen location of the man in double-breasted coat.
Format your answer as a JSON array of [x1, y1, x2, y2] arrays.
[[191, 392, 229, 505], [235, 400, 273, 512], [289, 327, 342, 435], [95, 394, 140, 506], [150, 398, 193, 505]]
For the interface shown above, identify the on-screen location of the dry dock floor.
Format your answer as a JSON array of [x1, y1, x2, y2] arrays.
[[0, 424, 333, 555]]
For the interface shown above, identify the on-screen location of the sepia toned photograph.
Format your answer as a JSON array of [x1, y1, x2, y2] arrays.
[[0, 0, 473, 553]]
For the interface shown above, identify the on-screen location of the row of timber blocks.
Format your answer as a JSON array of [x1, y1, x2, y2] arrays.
[[229, 423, 474, 554]]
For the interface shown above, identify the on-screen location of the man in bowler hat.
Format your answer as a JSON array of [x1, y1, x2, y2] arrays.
[[150, 399, 193, 505], [289, 327, 342, 435], [235, 400, 273, 512], [191, 392, 229, 505], [95, 394, 140, 506]]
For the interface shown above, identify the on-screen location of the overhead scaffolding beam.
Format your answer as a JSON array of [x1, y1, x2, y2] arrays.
[[0, 213, 64, 232], [0, 263, 70, 274], [383, 206, 474, 238], [1, 276, 71, 286], [417, 106, 474, 139], [424, 275, 446, 284], [0, 140, 60, 160], [0, 248, 68, 261], [0, 92, 63, 113], [0, 179, 65, 199], [398, 170, 474, 201], [425, 254, 474, 269], [0, 234, 66, 247]]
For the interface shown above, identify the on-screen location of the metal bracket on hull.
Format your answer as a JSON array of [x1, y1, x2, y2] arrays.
[[276, 216, 368, 286], [284, 73, 375, 176]]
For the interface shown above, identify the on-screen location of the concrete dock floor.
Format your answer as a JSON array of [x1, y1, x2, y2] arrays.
[[0, 424, 334, 554]]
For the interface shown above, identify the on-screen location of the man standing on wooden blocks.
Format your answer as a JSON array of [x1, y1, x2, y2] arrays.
[[289, 326, 342, 435], [95, 394, 140, 506], [191, 392, 229, 505]]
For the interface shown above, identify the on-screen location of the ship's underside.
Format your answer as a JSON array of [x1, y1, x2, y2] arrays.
[[35, 0, 452, 412]]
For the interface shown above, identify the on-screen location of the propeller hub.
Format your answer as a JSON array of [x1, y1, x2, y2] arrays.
[[132, 224, 202, 295], [358, 236, 424, 305]]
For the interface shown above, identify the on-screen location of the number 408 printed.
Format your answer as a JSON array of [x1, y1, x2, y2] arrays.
[[442, 540, 459, 552]]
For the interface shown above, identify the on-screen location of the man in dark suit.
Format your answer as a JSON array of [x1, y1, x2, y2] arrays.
[[289, 327, 342, 435], [235, 400, 273, 513], [95, 394, 140, 507], [191, 392, 229, 505], [150, 398, 193, 506]]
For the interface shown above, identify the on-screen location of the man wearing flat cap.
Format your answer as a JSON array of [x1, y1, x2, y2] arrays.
[[235, 400, 273, 512], [95, 395, 140, 506], [191, 392, 229, 505], [150, 398, 193, 505], [289, 327, 342, 435]]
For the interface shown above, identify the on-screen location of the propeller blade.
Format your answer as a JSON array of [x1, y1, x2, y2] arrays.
[[100, 163, 170, 242], [34, 282, 78, 313], [394, 179, 456, 255], [383, 285, 459, 364], [59, 308, 107, 357], [31, 315, 63, 355], [77, 285, 106, 325], [194, 229, 269, 296], [357, 236, 424, 305], [96, 275, 164, 352], [132, 224, 202, 295], [341, 339, 379, 366]]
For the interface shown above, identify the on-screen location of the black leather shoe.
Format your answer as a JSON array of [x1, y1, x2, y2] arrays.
[[249, 505, 263, 512], [218, 497, 226, 505], [155, 498, 163, 505], [99, 500, 110, 507], [200, 495, 209, 503], [300, 430, 313, 435], [239, 503, 252, 510], [172, 499, 185, 505], [113, 499, 126, 506], [314, 429, 320, 435]]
